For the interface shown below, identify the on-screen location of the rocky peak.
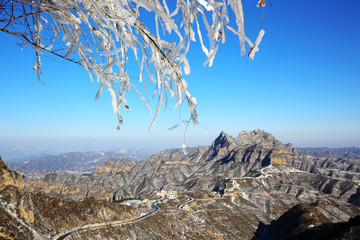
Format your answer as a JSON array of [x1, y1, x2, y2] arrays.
[[205, 130, 300, 164], [236, 129, 277, 145], [236, 129, 298, 155], [211, 131, 237, 158], [212, 131, 236, 149]]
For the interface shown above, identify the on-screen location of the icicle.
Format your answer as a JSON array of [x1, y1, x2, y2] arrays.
[[168, 120, 189, 130], [100, 48, 122, 56], [198, 0, 215, 11], [248, 29, 265, 60], [182, 144, 188, 155], [94, 82, 105, 100], [183, 57, 191, 75]]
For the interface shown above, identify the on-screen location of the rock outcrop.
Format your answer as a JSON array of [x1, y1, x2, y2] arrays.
[[0, 156, 24, 191]]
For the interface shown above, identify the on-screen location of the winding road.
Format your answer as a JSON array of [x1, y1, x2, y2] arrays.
[[53, 201, 159, 240], [178, 197, 194, 210]]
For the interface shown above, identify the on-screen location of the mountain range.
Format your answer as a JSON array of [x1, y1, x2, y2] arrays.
[[26, 130, 360, 200], [296, 147, 360, 158], [1, 129, 359, 239], [9, 148, 155, 179], [0, 145, 58, 163]]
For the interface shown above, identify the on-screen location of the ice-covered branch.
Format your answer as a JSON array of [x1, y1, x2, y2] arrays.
[[0, 0, 266, 130]]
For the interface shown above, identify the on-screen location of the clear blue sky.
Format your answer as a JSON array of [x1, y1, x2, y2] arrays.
[[0, 0, 359, 152]]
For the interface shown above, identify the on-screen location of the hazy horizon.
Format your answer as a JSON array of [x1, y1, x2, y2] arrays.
[[1, 128, 360, 156]]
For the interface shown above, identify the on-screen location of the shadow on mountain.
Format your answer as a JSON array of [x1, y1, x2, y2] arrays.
[[349, 188, 360, 207], [252, 202, 360, 240]]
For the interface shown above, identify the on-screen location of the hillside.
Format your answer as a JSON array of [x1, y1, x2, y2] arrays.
[[0, 157, 146, 239]]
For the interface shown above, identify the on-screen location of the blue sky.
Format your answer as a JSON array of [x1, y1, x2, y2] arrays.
[[0, 0, 359, 152]]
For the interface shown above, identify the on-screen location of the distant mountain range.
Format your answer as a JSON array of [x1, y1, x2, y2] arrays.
[[296, 147, 360, 158], [0, 145, 58, 162], [8, 148, 155, 178]]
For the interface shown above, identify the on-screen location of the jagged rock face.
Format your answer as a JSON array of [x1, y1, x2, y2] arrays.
[[208, 130, 297, 166], [0, 157, 138, 239]]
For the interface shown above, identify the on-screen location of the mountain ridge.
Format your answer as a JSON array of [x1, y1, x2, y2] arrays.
[[8, 148, 155, 179], [296, 147, 360, 158]]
